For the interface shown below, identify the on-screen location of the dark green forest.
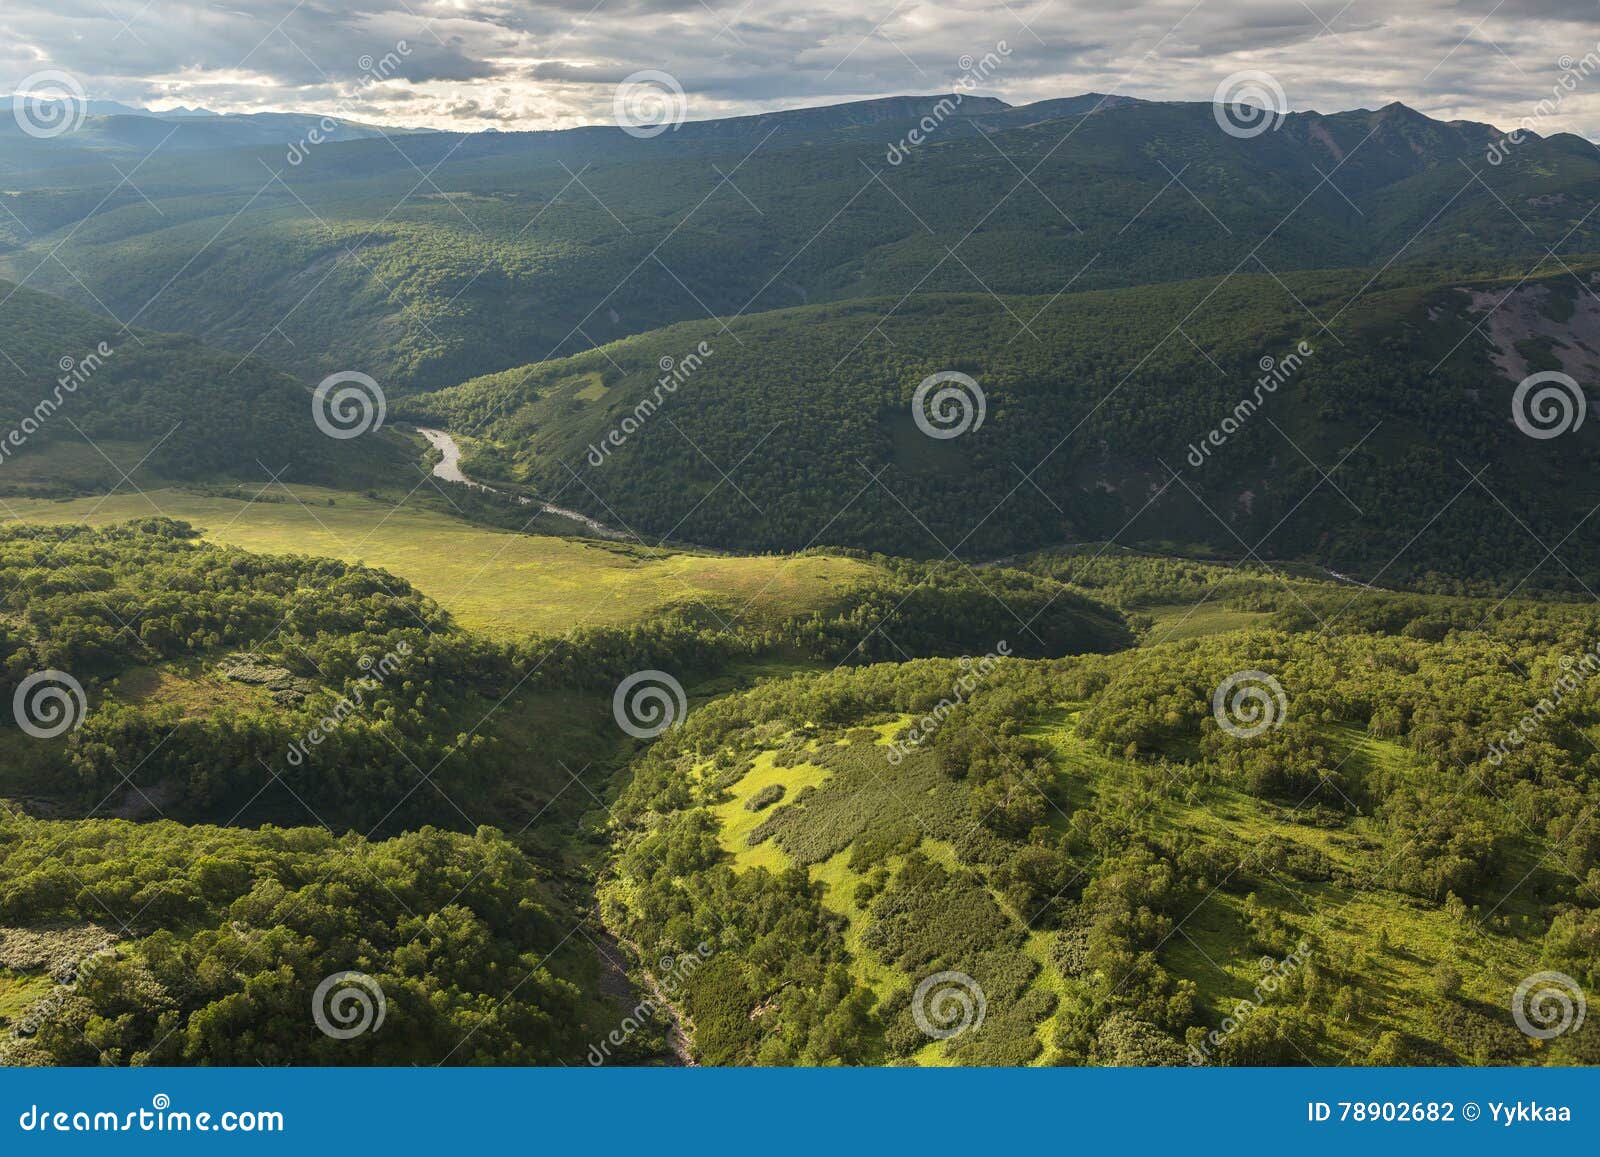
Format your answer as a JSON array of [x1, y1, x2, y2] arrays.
[[419, 266, 1600, 584], [0, 279, 410, 494]]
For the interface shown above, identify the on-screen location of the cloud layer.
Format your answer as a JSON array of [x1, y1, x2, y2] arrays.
[[3, 1, 1599, 138]]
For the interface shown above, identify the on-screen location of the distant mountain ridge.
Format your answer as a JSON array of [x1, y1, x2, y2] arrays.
[[7, 91, 1592, 389], [0, 95, 434, 161], [4, 88, 1600, 582], [0, 97, 220, 119]]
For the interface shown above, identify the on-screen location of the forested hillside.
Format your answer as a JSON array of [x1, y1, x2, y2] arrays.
[[0, 819, 601, 1066], [0, 521, 1129, 831], [3, 75, 1599, 1074], [0, 279, 410, 494], [4, 98, 1596, 389], [0, 517, 1134, 1063], [418, 265, 1600, 586], [601, 567, 1600, 1065]]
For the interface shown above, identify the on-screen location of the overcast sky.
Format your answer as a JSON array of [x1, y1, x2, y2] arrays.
[[4, 1, 1600, 138]]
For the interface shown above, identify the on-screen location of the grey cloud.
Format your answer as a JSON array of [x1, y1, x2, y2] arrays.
[[0, 0, 1595, 137]]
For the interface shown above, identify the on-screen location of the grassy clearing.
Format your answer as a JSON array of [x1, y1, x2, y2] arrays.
[[0, 486, 877, 639], [0, 439, 157, 495], [713, 748, 832, 872], [702, 718, 1075, 1067], [1166, 876, 1538, 1062], [0, 972, 52, 1026], [676, 684, 1551, 1066], [809, 849, 905, 1003], [1142, 603, 1275, 641], [112, 665, 275, 718]]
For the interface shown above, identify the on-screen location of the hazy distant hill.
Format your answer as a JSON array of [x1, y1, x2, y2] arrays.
[[2, 96, 1594, 390]]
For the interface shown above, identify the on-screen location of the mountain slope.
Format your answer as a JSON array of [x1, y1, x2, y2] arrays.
[[0, 104, 431, 171], [0, 280, 410, 493], [414, 262, 1600, 587], [601, 576, 1600, 1065], [3, 98, 1595, 390]]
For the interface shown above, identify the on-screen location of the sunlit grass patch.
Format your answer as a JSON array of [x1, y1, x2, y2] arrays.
[[712, 748, 831, 871], [1, 487, 877, 639]]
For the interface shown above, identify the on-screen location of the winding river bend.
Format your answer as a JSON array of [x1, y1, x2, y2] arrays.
[[415, 427, 632, 541]]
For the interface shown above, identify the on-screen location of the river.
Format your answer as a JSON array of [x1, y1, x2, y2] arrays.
[[415, 427, 632, 541]]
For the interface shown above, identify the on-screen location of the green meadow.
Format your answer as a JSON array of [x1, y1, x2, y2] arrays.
[[0, 486, 877, 639]]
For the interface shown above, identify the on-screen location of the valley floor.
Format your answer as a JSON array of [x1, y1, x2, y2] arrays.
[[0, 487, 874, 638]]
